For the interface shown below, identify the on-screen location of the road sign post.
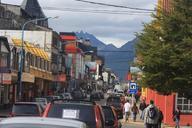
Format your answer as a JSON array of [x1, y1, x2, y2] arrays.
[[129, 82, 138, 104]]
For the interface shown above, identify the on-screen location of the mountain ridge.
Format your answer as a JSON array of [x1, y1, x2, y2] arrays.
[[75, 31, 137, 80]]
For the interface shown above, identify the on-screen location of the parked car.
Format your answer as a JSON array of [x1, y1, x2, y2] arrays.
[[43, 100, 105, 128], [10, 102, 44, 117], [97, 91, 104, 99], [0, 117, 88, 128], [45, 96, 61, 103], [61, 93, 73, 100], [90, 92, 101, 101], [71, 90, 84, 100], [35, 98, 48, 109], [102, 106, 122, 128], [106, 96, 123, 119]]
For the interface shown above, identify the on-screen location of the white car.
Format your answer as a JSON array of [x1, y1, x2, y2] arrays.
[[0, 117, 88, 128]]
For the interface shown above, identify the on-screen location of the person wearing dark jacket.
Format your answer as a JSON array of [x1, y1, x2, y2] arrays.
[[158, 108, 164, 128], [139, 99, 147, 120], [173, 107, 181, 128]]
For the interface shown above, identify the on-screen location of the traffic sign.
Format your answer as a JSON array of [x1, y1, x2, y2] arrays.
[[129, 82, 138, 94]]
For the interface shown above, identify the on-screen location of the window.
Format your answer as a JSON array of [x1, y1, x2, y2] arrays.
[[37, 57, 40, 68], [11, 47, 17, 69], [40, 58, 44, 70], [176, 94, 192, 113], [0, 53, 8, 67], [44, 60, 47, 71]]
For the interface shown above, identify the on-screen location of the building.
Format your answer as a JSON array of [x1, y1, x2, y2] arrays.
[[0, 30, 66, 95], [0, 36, 52, 105], [0, 0, 48, 30], [0, 37, 11, 106]]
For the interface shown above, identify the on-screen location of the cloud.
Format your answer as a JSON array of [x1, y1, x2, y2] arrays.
[[2, 0, 157, 47]]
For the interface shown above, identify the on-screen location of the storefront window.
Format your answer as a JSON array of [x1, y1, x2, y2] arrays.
[[176, 94, 192, 113]]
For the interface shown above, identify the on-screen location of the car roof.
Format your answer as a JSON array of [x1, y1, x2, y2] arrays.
[[14, 102, 40, 105], [51, 99, 96, 105], [0, 117, 87, 128]]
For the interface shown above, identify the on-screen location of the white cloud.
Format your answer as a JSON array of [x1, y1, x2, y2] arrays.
[[2, 0, 158, 47]]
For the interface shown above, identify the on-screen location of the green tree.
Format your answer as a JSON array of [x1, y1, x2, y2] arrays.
[[136, 0, 192, 98]]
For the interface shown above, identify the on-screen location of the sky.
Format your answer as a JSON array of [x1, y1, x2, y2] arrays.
[[2, 0, 158, 48]]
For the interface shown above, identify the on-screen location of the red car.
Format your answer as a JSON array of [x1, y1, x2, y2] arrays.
[[43, 100, 105, 128]]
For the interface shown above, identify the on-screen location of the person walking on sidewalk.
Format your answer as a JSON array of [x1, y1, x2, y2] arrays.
[[123, 99, 131, 122], [139, 99, 147, 120], [173, 107, 181, 128], [144, 100, 159, 128], [131, 102, 139, 122], [158, 107, 164, 128]]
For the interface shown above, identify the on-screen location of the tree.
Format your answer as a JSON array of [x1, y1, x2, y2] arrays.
[[136, 0, 192, 98]]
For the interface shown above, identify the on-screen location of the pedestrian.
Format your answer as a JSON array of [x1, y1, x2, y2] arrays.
[[139, 99, 147, 120], [123, 99, 131, 122], [131, 102, 139, 122], [173, 107, 181, 128], [144, 100, 159, 128], [158, 108, 164, 128]]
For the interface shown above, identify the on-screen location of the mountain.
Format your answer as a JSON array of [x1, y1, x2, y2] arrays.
[[75, 31, 106, 50], [75, 31, 137, 80]]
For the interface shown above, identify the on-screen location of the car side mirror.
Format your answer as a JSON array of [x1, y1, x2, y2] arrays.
[[105, 120, 114, 126]]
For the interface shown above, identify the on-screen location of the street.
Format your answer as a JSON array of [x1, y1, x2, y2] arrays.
[[0, 0, 192, 127]]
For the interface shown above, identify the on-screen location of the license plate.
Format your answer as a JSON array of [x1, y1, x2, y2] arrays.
[[62, 109, 79, 119]]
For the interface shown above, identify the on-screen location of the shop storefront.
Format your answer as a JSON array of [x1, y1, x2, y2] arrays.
[[0, 73, 11, 106]]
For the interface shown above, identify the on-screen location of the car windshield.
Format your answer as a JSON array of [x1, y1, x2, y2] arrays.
[[47, 104, 95, 127], [107, 97, 121, 103], [0, 124, 76, 128], [13, 104, 39, 115]]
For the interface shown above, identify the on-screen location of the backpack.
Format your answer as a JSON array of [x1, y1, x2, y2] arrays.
[[148, 107, 156, 119]]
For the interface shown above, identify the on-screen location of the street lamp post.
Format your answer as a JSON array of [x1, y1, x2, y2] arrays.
[[17, 16, 58, 101]]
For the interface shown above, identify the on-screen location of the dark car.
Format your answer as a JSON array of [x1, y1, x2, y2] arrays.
[[10, 102, 43, 117], [102, 106, 122, 128], [90, 92, 101, 101], [43, 100, 105, 128], [97, 91, 104, 99], [106, 96, 123, 119], [71, 90, 84, 100]]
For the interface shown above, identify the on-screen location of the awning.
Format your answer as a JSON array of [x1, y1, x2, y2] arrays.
[[12, 39, 50, 61], [60, 35, 76, 41]]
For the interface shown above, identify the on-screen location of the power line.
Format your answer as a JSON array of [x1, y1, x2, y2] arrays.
[[43, 7, 151, 15], [73, 0, 155, 12]]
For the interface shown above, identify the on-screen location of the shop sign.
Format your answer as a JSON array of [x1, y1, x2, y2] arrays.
[[22, 73, 35, 83], [1, 73, 11, 84], [53, 74, 66, 82]]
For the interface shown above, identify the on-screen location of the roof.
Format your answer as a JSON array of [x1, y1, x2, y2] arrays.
[[21, 0, 45, 18], [12, 39, 49, 61], [0, 117, 87, 128]]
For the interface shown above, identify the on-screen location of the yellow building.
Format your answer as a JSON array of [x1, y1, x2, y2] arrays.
[[11, 38, 52, 101]]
